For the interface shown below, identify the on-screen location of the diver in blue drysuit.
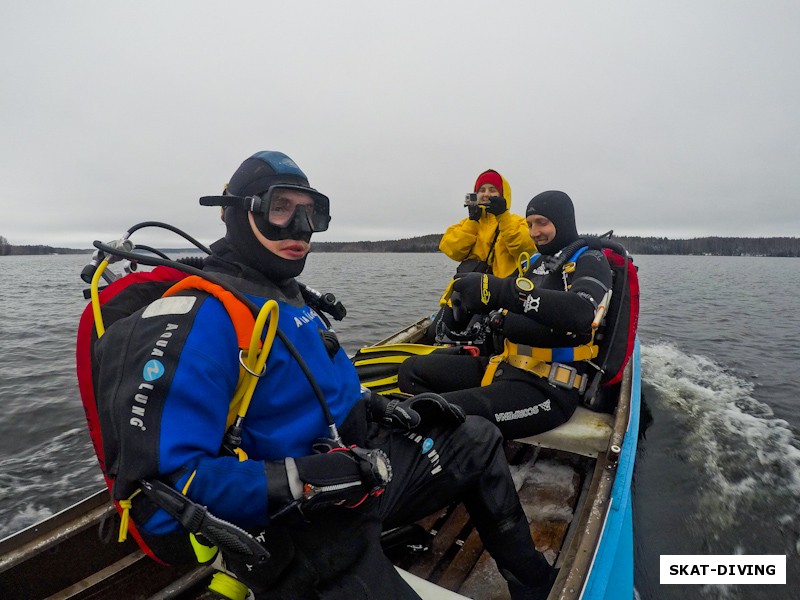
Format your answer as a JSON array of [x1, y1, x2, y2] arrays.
[[93, 151, 555, 600]]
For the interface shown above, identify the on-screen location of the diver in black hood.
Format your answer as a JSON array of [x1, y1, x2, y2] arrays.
[[399, 190, 613, 441], [95, 151, 556, 600], [524, 190, 580, 254]]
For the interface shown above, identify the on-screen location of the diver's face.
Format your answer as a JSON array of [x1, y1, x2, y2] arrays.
[[248, 190, 312, 260], [527, 214, 556, 247]]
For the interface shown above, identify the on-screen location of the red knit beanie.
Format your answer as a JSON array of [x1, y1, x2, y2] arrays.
[[474, 170, 504, 195]]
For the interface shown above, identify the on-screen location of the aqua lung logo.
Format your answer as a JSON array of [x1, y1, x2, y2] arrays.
[[130, 382, 154, 431], [129, 323, 179, 431], [293, 307, 320, 328], [143, 359, 165, 381], [149, 323, 179, 356], [406, 433, 442, 475]]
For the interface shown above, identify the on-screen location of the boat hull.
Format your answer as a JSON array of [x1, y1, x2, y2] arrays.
[[0, 320, 641, 600]]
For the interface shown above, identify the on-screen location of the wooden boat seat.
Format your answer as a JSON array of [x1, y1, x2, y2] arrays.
[[516, 406, 614, 458]]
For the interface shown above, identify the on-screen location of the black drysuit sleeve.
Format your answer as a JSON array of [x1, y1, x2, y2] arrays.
[[502, 249, 612, 346]]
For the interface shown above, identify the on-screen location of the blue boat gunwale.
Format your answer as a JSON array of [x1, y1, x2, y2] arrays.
[[580, 337, 641, 599]]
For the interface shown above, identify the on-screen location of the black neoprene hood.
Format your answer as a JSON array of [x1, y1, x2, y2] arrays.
[[227, 151, 312, 196], [525, 190, 580, 255]]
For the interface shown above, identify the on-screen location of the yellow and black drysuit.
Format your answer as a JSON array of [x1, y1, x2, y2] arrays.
[[439, 169, 537, 278], [399, 191, 612, 440]]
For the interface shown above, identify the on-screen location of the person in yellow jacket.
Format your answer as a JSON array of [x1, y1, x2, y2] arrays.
[[439, 169, 537, 278], [425, 169, 537, 346]]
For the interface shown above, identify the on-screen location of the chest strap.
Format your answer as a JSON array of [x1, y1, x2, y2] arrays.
[[516, 343, 599, 363]]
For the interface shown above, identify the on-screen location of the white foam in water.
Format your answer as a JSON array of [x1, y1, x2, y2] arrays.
[[642, 342, 800, 555], [0, 505, 54, 540], [0, 427, 104, 538]]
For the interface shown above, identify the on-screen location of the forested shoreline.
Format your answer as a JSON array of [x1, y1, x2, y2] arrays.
[[311, 234, 800, 257], [3, 234, 800, 257], [0, 236, 89, 256]]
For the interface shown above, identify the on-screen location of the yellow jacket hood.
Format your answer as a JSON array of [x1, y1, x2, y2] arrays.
[[440, 169, 536, 277]]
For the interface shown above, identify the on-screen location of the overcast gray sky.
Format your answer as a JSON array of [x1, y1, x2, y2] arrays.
[[2, 1, 798, 248]]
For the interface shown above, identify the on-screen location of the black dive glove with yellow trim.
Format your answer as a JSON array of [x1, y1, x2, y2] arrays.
[[451, 272, 520, 315], [265, 446, 392, 515], [366, 392, 466, 431], [453, 272, 595, 327]]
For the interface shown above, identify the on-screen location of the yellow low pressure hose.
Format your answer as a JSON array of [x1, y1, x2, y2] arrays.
[[90, 258, 111, 337], [516, 251, 531, 276], [239, 299, 279, 417], [228, 299, 279, 429]]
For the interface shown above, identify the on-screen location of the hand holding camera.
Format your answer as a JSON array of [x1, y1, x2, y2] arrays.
[[464, 193, 485, 221], [486, 195, 507, 216], [464, 193, 506, 218]]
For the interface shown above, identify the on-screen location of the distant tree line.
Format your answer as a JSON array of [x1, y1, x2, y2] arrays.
[[313, 234, 800, 257], [0, 236, 89, 256], [313, 234, 442, 253], [3, 233, 800, 257], [612, 236, 800, 257]]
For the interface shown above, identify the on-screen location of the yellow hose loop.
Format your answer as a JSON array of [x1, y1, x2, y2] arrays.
[[231, 300, 278, 423], [247, 299, 279, 373], [90, 259, 110, 338], [517, 251, 531, 277]]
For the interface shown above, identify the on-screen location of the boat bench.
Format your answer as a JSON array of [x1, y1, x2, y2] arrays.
[[516, 406, 614, 458]]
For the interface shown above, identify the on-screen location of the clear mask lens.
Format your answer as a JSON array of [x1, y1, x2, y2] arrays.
[[261, 185, 330, 232]]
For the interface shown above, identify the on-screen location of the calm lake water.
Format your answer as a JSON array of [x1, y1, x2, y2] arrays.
[[0, 251, 798, 599]]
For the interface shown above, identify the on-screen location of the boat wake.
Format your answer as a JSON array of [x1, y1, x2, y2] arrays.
[[0, 427, 103, 540], [641, 342, 800, 557]]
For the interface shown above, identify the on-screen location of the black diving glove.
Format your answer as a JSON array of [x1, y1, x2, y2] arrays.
[[367, 392, 465, 431], [265, 446, 392, 516], [452, 272, 519, 314], [467, 203, 482, 221], [486, 195, 507, 216]]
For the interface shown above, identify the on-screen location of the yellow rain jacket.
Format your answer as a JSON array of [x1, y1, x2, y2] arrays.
[[439, 170, 537, 278]]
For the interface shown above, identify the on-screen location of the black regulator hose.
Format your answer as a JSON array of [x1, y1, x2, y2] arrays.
[[125, 221, 213, 255]]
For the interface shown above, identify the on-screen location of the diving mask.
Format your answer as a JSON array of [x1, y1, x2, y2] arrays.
[[201, 184, 331, 240]]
